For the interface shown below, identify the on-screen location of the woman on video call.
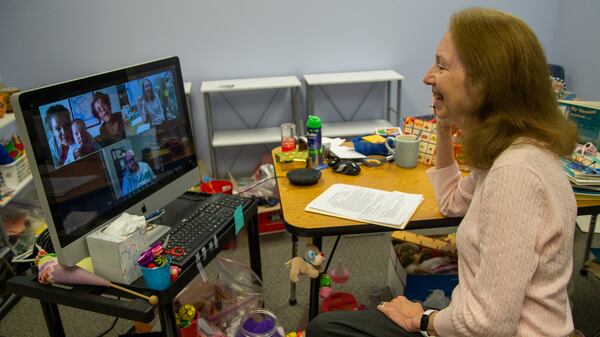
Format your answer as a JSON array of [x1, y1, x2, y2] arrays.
[[137, 78, 165, 126], [45, 104, 74, 167], [91, 91, 126, 147]]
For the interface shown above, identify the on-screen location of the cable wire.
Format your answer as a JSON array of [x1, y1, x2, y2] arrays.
[[237, 176, 286, 194], [96, 313, 119, 337]]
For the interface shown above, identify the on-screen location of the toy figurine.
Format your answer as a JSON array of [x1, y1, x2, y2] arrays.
[[285, 244, 325, 283]]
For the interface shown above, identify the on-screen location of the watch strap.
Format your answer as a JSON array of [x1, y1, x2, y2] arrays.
[[420, 309, 437, 337]]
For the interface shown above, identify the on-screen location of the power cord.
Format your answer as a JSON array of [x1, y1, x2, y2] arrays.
[[237, 176, 286, 195], [96, 296, 120, 337], [96, 316, 119, 337]]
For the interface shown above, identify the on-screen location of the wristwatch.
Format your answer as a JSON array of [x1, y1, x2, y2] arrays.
[[420, 309, 437, 337]]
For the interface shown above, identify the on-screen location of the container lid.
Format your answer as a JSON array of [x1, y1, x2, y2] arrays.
[[307, 115, 321, 128]]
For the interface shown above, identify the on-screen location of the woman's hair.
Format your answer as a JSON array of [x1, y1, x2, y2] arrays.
[[90, 92, 111, 120], [45, 104, 71, 126], [449, 7, 577, 170], [143, 79, 155, 101]]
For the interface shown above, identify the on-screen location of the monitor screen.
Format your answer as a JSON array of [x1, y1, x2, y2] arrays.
[[12, 57, 199, 266]]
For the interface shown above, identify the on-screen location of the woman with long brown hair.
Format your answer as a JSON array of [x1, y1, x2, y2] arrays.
[[308, 7, 578, 337]]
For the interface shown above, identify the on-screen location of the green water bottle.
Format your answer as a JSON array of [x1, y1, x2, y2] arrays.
[[306, 115, 323, 168]]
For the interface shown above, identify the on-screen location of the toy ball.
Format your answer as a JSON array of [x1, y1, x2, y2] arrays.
[[178, 304, 196, 321], [170, 266, 181, 281]]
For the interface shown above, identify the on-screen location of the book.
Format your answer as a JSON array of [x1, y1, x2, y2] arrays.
[[561, 156, 600, 180], [305, 183, 424, 229], [566, 174, 600, 186], [573, 187, 600, 200]]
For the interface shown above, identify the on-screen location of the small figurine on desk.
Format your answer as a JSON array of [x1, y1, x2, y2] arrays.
[[285, 243, 325, 283]]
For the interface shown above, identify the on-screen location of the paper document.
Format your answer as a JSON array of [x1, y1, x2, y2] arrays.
[[329, 146, 366, 159], [305, 184, 424, 229]]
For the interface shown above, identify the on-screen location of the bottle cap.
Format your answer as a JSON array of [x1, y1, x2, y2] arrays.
[[307, 115, 321, 128]]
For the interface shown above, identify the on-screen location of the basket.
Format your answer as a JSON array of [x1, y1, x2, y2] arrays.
[[0, 155, 31, 190]]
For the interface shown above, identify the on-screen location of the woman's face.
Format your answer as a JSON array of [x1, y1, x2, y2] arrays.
[[422, 32, 478, 129], [94, 99, 112, 122], [50, 115, 73, 146], [143, 80, 153, 98]]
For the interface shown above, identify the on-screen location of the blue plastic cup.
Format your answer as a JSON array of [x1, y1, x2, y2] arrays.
[[140, 256, 171, 290]]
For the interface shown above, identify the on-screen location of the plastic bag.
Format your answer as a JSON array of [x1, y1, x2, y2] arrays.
[[209, 256, 264, 335], [238, 164, 278, 199]]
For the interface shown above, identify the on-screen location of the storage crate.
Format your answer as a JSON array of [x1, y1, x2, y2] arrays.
[[0, 155, 31, 190], [258, 204, 285, 235], [388, 238, 458, 302]]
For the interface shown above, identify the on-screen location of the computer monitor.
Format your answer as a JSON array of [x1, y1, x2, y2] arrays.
[[11, 56, 199, 266]]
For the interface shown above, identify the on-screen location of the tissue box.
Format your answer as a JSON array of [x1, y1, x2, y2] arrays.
[[86, 224, 145, 284]]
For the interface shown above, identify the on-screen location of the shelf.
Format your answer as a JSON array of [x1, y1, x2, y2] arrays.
[[0, 113, 16, 132], [304, 70, 404, 86], [321, 119, 394, 138], [212, 127, 280, 147], [201, 76, 301, 93], [0, 174, 33, 207]]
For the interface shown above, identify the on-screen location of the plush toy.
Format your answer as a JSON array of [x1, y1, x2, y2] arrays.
[[285, 244, 325, 283]]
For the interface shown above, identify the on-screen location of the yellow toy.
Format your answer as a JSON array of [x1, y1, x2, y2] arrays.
[[285, 244, 325, 283]]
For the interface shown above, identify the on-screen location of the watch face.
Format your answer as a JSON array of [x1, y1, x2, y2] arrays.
[[420, 309, 436, 335], [420, 313, 429, 332]]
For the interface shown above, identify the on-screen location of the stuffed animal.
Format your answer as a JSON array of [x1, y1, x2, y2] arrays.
[[285, 244, 325, 283]]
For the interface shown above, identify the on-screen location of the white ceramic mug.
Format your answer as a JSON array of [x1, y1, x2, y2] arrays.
[[385, 135, 420, 168]]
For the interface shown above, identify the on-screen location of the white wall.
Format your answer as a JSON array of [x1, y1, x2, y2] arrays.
[[0, 0, 561, 175], [552, 0, 600, 101]]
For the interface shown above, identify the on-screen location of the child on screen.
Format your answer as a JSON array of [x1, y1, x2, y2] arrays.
[[64, 119, 101, 164]]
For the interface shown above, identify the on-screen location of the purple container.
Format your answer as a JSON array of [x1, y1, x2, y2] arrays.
[[235, 309, 282, 337]]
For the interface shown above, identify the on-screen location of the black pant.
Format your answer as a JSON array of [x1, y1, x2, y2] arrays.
[[306, 310, 422, 337]]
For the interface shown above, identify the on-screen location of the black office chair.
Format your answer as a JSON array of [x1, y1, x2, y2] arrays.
[[549, 64, 565, 81]]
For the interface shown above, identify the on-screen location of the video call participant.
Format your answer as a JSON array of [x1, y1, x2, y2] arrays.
[[45, 104, 74, 167], [120, 149, 156, 198], [137, 78, 165, 126], [64, 118, 101, 164], [91, 92, 126, 147]]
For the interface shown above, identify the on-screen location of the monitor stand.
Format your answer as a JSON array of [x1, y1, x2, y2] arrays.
[[144, 224, 171, 247]]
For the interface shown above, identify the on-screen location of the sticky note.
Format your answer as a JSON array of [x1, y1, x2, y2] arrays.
[[362, 134, 386, 143], [234, 205, 244, 235]]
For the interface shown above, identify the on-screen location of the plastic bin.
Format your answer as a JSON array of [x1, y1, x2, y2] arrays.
[[0, 155, 31, 190], [200, 180, 233, 194]]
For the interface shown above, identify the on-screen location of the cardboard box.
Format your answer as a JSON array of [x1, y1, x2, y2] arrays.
[[388, 243, 459, 302], [86, 225, 145, 284], [560, 100, 600, 147]]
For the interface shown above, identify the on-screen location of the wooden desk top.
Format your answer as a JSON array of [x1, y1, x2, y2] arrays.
[[273, 148, 600, 237], [273, 148, 461, 237]]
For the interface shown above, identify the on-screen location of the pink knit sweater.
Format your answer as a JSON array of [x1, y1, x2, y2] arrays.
[[426, 143, 576, 337]]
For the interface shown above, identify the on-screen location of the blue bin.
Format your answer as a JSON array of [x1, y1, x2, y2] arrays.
[[352, 135, 392, 156], [140, 256, 171, 290], [404, 274, 459, 302]]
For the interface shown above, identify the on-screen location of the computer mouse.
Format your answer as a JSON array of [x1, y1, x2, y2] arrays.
[[332, 162, 361, 176]]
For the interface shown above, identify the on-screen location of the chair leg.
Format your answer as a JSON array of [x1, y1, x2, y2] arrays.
[[289, 234, 298, 305]]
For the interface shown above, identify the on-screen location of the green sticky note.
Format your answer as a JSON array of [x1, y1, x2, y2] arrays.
[[234, 205, 244, 235]]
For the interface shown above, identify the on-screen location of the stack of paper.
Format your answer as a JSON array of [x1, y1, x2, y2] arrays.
[[305, 184, 424, 229]]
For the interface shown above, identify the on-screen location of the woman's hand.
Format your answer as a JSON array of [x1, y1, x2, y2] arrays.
[[377, 296, 424, 332]]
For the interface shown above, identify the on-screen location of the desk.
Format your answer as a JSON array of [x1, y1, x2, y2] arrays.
[[7, 193, 260, 337], [272, 148, 600, 320]]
